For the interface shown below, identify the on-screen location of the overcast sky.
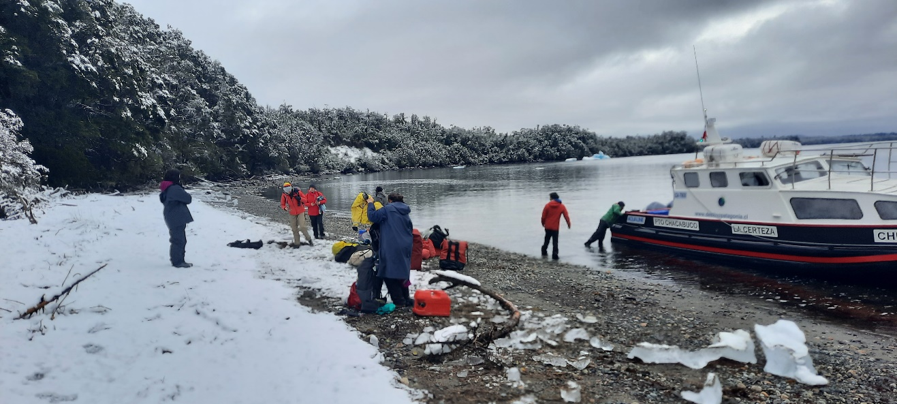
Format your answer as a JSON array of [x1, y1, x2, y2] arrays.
[[123, 0, 897, 138]]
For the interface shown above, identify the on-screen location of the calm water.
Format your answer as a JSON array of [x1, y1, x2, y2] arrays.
[[289, 152, 897, 334]]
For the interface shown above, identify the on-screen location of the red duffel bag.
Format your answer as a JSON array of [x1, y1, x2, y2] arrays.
[[411, 229, 423, 270], [421, 238, 436, 259], [438, 239, 468, 271]]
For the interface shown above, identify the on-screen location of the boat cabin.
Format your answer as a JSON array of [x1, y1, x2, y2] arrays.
[[666, 141, 897, 225]]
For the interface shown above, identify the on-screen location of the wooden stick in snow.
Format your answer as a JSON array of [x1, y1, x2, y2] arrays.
[[429, 275, 521, 342], [16, 263, 108, 320]]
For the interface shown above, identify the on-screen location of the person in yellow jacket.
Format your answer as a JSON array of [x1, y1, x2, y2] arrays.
[[351, 191, 383, 231], [280, 182, 313, 247]]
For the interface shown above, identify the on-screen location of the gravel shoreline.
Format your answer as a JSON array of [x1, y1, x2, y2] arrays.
[[204, 178, 897, 403]]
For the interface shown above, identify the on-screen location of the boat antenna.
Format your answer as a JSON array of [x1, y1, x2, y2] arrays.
[[693, 45, 707, 121]]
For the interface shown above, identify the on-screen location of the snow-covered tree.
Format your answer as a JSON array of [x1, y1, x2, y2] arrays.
[[0, 109, 48, 223]]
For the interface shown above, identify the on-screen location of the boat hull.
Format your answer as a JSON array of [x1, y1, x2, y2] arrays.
[[612, 212, 897, 268]]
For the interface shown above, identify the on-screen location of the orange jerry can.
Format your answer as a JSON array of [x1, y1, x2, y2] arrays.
[[413, 290, 451, 317]]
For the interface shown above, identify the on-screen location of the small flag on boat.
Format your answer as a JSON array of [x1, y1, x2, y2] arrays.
[[700, 130, 707, 142]]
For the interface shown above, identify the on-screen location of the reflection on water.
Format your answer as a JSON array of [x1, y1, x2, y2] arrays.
[[268, 151, 897, 335]]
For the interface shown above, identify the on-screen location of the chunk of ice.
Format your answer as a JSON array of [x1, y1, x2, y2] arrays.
[[507, 367, 521, 382], [626, 329, 755, 369], [575, 313, 598, 324], [568, 357, 590, 370], [415, 332, 432, 346], [563, 328, 590, 342], [433, 325, 468, 343], [533, 353, 568, 367], [511, 394, 537, 404], [560, 381, 581, 403], [425, 343, 452, 355], [680, 373, 722, 404], [589, 337, 614, 351], [507, 366, 525, 388], [754, 320, 828, 385]]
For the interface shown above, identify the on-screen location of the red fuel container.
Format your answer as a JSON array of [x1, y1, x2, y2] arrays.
[[413, 289, 451, 317]]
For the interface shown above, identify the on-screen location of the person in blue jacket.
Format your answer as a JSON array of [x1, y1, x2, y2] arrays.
[[159, 169, 194, 268], [367, 192, 413, 307]]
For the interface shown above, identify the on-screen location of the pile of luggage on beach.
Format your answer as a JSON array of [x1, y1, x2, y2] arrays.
[[332, 224, 468, 316]]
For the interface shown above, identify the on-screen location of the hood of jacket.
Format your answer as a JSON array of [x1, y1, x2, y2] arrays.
[[390, 201, 411, 216]]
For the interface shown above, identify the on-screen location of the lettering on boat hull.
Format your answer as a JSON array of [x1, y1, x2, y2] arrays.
[[731, 224, 778, 238], [874, 230, 897, 243], [653, 218, 699, 231], [627, 216, 645, 224]]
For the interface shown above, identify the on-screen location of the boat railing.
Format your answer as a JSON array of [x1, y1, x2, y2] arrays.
[[674, 142, 897, 191], [783, 142, 897, 191]]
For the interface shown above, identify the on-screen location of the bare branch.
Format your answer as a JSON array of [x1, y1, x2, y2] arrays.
[[16, 264, 108, 320], [428, 275, 521, 344]]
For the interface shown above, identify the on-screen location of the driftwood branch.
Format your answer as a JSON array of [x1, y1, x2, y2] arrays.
[[429, 275, 521, 344], [17, 194, 38, 224], [16, 264, 108, 320]]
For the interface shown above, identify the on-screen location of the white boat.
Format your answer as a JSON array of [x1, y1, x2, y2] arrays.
[[612, 112, 897, 269], [452, 165, 466, 169], [564, 157, 578, 162]]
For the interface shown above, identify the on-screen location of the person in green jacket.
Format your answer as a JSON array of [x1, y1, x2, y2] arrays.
[[585, 201, 625, 248]]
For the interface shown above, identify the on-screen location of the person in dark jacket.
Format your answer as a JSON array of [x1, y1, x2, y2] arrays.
[[540, 192, 571, 260], [305, 184, 327, 239], [374, 186, 389, 207], [585, 201, 625, 248], [159, 169, 194, 268], [367, 192, 413, 307]]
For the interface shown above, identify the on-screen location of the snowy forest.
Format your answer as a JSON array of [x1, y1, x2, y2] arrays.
[[0, 0, 699, 191]]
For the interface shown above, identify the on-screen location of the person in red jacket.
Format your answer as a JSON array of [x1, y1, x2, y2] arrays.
[[280, 182, 312, 247], [305, 184, 327, 239], [541, 192, 571, 260]]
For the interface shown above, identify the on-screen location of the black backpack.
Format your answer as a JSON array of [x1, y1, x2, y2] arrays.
[[428, 225, 449, 251]]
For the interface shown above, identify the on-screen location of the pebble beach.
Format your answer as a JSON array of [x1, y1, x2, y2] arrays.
[[206, 177, 897, 403]]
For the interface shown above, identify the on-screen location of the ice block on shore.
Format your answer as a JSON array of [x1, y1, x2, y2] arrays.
[[754, 320, 828, 385]]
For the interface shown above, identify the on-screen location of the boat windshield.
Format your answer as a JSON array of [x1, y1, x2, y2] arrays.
[[829, 160, 871, 176], [775, 161, 826, 184]]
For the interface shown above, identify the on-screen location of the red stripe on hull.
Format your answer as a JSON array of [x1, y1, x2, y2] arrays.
[[615, 233, 897, 264], [627, 213, 897, 229]]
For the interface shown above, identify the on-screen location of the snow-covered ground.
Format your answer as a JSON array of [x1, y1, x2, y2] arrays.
[[0, 192, 420, 403]]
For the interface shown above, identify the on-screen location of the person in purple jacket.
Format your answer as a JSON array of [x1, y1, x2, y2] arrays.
[[159, 169, 194, 268]]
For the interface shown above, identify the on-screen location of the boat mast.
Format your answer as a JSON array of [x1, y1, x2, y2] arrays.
[[693, 45, 707, 123], [693, 46, 704, 158]]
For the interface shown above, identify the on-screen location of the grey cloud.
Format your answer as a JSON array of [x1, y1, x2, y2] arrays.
[[125, 0, 897, 137]]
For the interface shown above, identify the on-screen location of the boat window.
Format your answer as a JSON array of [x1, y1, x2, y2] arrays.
[[875, 201, 897, 220], [739, 172, 770, 187], [775, 161, 826, 184], [790, 198, 863, 220], [684, 172, 700, 188], [830, 160, 871, 176], [710, 172, 728, 188]]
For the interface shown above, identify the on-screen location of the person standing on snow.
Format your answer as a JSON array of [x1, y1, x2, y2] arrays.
[[280, 182, 313, 247], [367, 192, 413, 307], [306, 184, 327, 240], [540, 192, 571, 260], [585, 201, 625, 248], [160, 169, 194, 268]]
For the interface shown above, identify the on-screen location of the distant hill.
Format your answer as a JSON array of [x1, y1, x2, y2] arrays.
[[1, 0, 696, 190]]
